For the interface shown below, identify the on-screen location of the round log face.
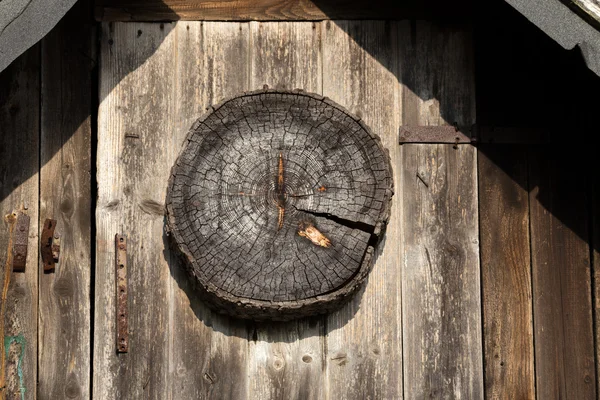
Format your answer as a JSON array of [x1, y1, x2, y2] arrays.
[[166, 89, 393, 320]]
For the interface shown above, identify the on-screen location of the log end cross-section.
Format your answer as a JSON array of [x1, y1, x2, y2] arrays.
[[166, 89, 394, 320]]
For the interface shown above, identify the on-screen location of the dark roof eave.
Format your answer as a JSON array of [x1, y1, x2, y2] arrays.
[[506, 0, 600, 77], [0, 0, 77, 73]]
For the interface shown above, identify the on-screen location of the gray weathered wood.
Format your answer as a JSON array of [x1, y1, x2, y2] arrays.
[[38, 2, 93, 398], [478, 146, 535, 399], [0, 45, 40, 400], [399, 20, 482, 399], [323, 20, 403, 400], [168, 21, 250, 400], [529, 146, 596, 400], [247, 21, 325, 400], [94, 22, 176, 399]]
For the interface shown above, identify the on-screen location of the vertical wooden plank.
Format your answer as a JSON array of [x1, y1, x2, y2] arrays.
[[0, 46, 40, 400], [247, 21, 326, 400], [529, 145, 596, 400], [168, 21, 250, 399], [322, 20, 402, 400], [39, 1, 93, 398], [94, 22, 176, 399], [399, 21, 483, 399], [478, 145, 535, 399]]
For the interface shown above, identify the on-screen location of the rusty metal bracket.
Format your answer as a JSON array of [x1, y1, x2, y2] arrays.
[[41, 219, 61, 271], [399, 124, 553, 145], [115, 234, 128, 353], [398, 126, 472, 145], [12, 212, 30, 272]]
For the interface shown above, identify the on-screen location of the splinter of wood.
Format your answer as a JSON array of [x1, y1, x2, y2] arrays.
[[115, 234, 128, 353], [298, 222, 332, 248]]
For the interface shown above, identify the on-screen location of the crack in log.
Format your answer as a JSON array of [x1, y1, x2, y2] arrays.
[[292, 205, 379, 246]]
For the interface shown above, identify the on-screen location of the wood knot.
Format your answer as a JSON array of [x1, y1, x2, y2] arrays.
[[272, 357, 284, 370]]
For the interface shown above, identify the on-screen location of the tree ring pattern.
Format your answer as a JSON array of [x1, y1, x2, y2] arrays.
[[166, 89, 393, 320]]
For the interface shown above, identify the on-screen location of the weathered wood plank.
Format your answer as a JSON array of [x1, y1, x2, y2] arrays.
[[322, 20, 402, 400], [247, 21, 325, 400], [399, 21, 482, 399], [478, 145, 535, 399], [529, 145, 596, 400], [94, 22, 176, 399], [94, 0, 471, 22], [167, 21, 250, 399], [0, 45, 40, 400], [38, 2, 93, 398], [401, 144, 482, 399]]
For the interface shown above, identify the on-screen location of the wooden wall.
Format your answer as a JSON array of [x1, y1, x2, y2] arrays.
[[0, 1, 599, 399], [0, 1, 94, 399]]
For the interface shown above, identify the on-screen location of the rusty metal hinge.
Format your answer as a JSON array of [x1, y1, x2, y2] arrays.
[[12, 212, 30, 272], [115, 234, 129, 353], [398, 125, 473, 145], [398, 124, 551, 145], [41, 219, 61, 272]]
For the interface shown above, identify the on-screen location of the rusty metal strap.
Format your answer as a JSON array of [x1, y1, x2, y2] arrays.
[[12, 213, 30, 272], [399, 126, 471, 144], [115, 234, 128, 353], [398, 125, 551, 144], [41, 219, 60, 272]]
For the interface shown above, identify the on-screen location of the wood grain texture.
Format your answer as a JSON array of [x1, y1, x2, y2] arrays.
[[168, 21, 250, 400], [529, 146, 596, 400], [247, 21, 325, 400], [94, 22, 176, 399], [478, 146, 534, 399], [0, 45, 40, 400], [94, 0, 472, 22], [322, 20, 402, 400], [38, 1, 93, 398], [399, 21, 482, 400]]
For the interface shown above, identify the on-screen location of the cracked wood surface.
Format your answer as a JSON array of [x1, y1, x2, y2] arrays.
[[166, 89, 393, 319]]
